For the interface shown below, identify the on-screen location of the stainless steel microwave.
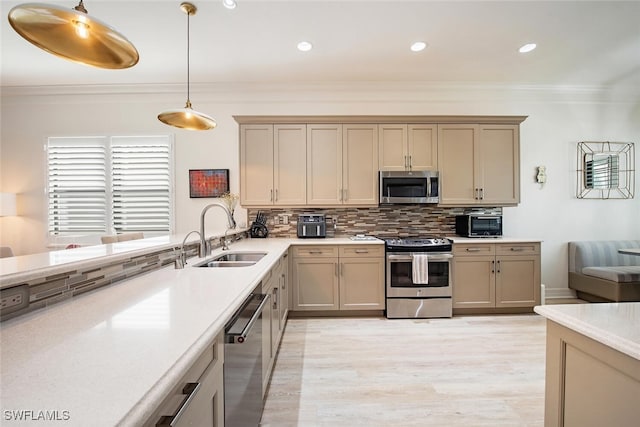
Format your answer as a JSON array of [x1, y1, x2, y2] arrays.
[[455, 214, 503, 237], [379, 170, 439, 204]]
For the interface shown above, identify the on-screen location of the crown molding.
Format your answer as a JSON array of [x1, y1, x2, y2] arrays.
[[2, 81, 638, 104]]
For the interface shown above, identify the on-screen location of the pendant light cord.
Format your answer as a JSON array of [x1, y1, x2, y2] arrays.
[[186, 10, 191, 104]]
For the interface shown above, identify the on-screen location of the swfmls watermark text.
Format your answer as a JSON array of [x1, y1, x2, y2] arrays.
[[3, 409, 71, 422]]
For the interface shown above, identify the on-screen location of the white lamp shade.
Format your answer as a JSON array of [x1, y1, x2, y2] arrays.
[[0, 193, 17, 216]]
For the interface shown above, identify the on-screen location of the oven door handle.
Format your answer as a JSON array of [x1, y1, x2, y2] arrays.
[[387, 254, 453, 261]]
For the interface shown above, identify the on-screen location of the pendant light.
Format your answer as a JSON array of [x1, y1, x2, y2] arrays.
[[7, 1, 138, 69], [158, 2, 216, 131]]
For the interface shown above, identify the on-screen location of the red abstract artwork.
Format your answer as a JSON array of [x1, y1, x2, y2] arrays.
[[189, 169, 229, 198]]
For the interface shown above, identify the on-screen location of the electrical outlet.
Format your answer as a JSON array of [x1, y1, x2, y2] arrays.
[[0, 284, 30, 316], [282, 214, 289, 225]]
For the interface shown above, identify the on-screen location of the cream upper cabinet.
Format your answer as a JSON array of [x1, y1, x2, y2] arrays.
[[342, 124, 378, 205], [307, 124, 343, 205], [477, 125, 520, 205], [438, 124, 520, 206], [307, 124, 378, 206], [379, 124, 437, 171], [240, 124, 274, 206], [240, 124, 306, 206]]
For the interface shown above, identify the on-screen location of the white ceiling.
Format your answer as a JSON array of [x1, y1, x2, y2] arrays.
[[2, 0, 640, 89]]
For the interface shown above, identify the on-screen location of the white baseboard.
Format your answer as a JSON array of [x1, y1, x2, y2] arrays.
[[543, 286, 577, 301]]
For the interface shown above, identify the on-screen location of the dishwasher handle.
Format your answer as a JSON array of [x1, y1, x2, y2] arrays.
[[226, 293, 270, 344]]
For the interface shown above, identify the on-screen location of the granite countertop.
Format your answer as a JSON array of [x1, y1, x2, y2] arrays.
[[534, 303, 640, 360], [0, 236, 383, 426]]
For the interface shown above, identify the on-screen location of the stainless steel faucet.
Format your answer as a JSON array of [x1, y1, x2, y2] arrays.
[[199, 202, 237, 257], [175, 230, 202, 269]]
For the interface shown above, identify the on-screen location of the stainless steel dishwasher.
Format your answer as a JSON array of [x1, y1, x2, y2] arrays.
[[224, 284, 270, 427]]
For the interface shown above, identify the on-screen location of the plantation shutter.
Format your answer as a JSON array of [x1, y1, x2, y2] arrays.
[[47, 135, 173, 238], [111, 136, 172, 233], [47, 137, 108, 235]]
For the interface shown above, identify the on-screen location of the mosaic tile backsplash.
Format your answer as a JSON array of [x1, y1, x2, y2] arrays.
[[248, 206, 502, 238], [1, 233, 247, 321]]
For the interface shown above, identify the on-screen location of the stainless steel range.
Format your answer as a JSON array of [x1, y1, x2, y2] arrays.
[[384, 237, 453, 319]]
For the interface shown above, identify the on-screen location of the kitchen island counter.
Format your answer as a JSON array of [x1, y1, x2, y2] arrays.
[[0, 236, 382, 426], [534, 303, 640, 426]]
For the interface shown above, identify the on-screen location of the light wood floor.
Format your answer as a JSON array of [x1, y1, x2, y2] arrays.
[[261, 314, 546, 426]]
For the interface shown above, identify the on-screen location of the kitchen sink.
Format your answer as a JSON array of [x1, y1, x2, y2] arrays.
[[195, 252, 267, 268]]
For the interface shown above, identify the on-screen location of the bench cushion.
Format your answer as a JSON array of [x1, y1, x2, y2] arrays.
[[569, 240, 640, 272], [582, 266, 640, 283]]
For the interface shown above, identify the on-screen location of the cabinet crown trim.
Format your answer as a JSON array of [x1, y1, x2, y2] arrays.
[[234, 115, 528, 125]]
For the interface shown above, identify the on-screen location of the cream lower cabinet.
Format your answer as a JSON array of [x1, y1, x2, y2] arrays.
[[292, 245, 384, 311], [378, 124, 437, 171], [438, 124, 520, 206], [338, 246, 385, 309], [144, 331, 224, 427], [306, 124, 378, 206], [240, 124, 306, 206], [453, 242, 541, 311], [261, 254, 289, 398]]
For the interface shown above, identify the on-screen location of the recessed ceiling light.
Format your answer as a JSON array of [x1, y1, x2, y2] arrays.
[[519, 43, 537, 53], [222, 0, 237, 10], [410, 41, 427, 52], [297, 41, 313, 52]]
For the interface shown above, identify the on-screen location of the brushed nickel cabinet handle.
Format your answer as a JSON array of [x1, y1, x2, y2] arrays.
[[497, 260, 501, 273], [275, 189, 278, 202], [270, 189, 273, 202], [354, 249, 369, 254], [466, 248, 482, 252], [408, 155, 412, 169], [156, 382, 201, 426], [510, 247, 525, 252], [491, 260, 495, 274], [480, 188, 484, 200]]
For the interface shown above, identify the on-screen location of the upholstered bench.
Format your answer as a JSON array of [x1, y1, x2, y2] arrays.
[[568, 240, 640, 302]]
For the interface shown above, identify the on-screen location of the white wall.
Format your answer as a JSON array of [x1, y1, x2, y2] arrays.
[[1, 82, 639, 297]]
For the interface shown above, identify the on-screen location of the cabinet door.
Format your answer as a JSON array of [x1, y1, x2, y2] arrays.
[[279, 254, 289, 326], [173, 362, 224, 427], [478, 125, 520, 205], [292, 258, 339, 310], [307, 124, 342, 205], [495, 255, 540, 308], [274, 124, 306, 205], [342, 124, 378, 205], [261, 278, 273, 398], [378, 124, 408, 171], [339, 257, 385, 310], [438, 124, 479, 205], [452, 255, 495, 308], [407, 124, 437, 170], [240, 124, 274, 206]]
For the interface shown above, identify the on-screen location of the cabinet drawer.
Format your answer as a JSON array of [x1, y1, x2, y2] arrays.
[[339, 245, 384, 257], [453, 244, 496, 256], [495, 243, 540, 256], [292, 245, 338, 258], [144, 331, 223, 426]]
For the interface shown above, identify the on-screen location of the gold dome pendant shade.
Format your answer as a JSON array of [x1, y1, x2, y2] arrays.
[[7, 1, 139, 69], [158, 2, 216, 131]]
